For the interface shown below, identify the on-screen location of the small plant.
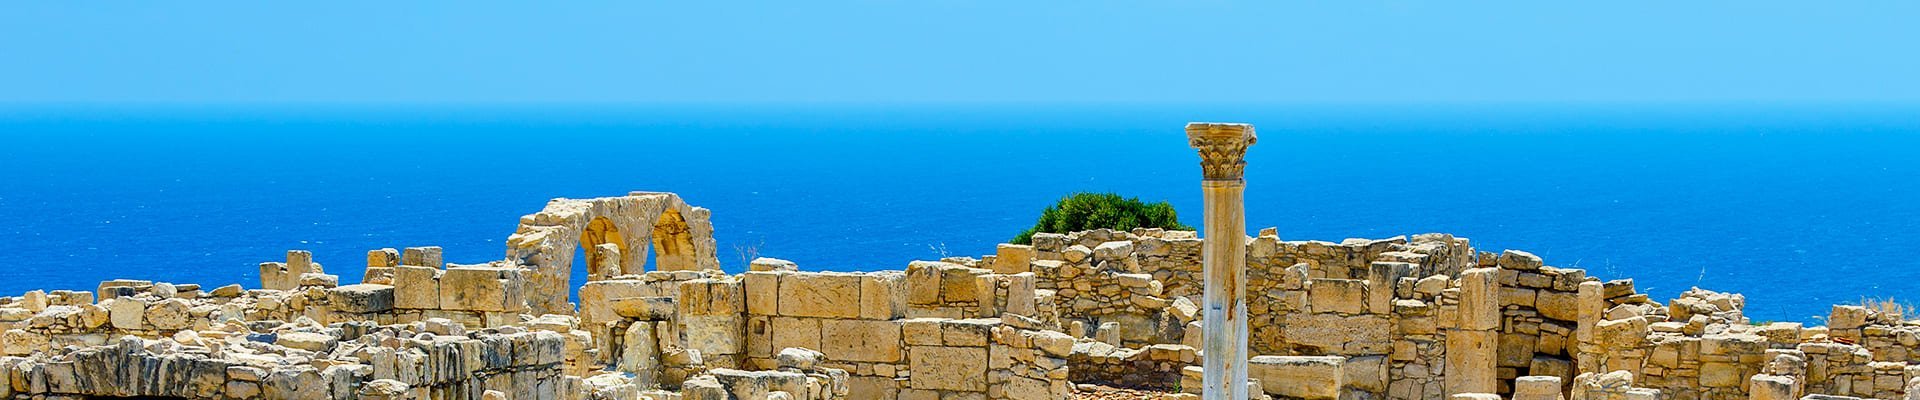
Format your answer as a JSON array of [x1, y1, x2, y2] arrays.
[[1859, 296, 1914, 322], [732, 238, 764, 267], [1011, 192, 1192, 244]]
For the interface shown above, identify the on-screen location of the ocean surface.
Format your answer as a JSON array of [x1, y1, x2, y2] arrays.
[[1, 103, 1915, 324]]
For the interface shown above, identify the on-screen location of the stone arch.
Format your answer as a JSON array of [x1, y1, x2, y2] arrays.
[[650, 207, 698, 271], [580, 215, 627, 280], [505, 191, 720, 315]]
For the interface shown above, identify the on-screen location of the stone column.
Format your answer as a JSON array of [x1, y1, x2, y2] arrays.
[[1188, 122, 1256, 400]]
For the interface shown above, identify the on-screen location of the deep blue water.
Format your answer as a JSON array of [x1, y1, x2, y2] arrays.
[[2, 103, 1916, 323]]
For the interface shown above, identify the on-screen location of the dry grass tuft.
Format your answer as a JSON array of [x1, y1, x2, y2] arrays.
[[1858, 296, 1913, 322]]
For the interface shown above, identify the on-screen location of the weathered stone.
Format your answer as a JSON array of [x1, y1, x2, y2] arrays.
[[776, 347, 823, 370], [993, 244, 1034, 274], [1446, 329, 1497, 395], [401, 246, 442, 268], [393, 265, 440, 310], [611, 296, 676, 320], [1459, 268, 1500, 330], [438, 265, 521, 312], [1249, 356, 1343, 400], [145, 298, 191, 330], [278, 331, 337, 352], [1515, 376, 1564, 400], [1749, 374, 1795, 400], [820, 319, 901, 363], [909, 346, 986, 391], [327, 284, 395, 313], [750, 257, 798, 272], [1498, 250, 1543, 271], [778, 273, 860, 318], [860, 272, 906, 320], [1309, 278, 1368, 315], [107, 298, 146, 330]]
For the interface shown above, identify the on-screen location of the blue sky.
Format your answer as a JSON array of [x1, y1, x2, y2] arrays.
[[3, 2, 1916, 104]]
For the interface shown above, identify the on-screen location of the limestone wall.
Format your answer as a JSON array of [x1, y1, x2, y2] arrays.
[[15, 190, 1920, 400]]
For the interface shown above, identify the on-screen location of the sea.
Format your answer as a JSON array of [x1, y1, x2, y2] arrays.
[[1, 103, 1915, 324]]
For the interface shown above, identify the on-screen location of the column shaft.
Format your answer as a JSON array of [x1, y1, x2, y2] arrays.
[[1201, 180, 1249, 400]]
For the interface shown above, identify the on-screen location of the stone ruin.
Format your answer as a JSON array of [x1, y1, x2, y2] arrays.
[[4, 191, 1920, 400]]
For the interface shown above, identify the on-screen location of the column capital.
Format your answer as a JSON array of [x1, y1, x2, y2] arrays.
[[1187, 122, 1257, 181]]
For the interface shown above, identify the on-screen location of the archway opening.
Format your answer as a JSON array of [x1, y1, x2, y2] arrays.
[[580, 216, 627, 280], [651, 208, 697, 271]]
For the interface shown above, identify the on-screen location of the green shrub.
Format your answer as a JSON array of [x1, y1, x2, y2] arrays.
[[1011, 192, 1193, 244]]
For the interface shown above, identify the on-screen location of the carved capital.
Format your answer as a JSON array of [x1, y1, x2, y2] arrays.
[[1186, 122, 1257, 181]]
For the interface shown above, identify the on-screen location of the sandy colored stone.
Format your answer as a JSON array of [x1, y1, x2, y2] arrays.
[[909, 346, 987, 391], [394, 265, 441, 310], [860, 272, 906, 320], [439, 266, 518, 312], [994, 244, 1034, 274], [744, 271, 781, 315], [1309, 278, 1368, 315], [820, 319, 901, 363], [1446, 329, 1496, 395], [145, 298, 191, 330], [1514, 376, 1564, 400], [770, 317, 820, 354], [778, 273, 860, 318], [107, 298, 146, 330], [328, 284, 395, 314], [1249, 355, 1343, 399], [1458, 268, 1499, 330]]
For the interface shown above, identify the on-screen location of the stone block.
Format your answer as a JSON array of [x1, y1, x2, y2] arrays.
[[1459, 268, 1500, 330], [1502, 287, 1538, 307], [684, 315, 744, 359], [108, 298, 146, 330], [993, 244, 1034, 274], [860, 272, 906, 320], [744, 271, 781, 315], [909, 346, 987, 391], [394, 265, 441, 310], [1344, 355, 1388, 393], [401, 246, 442, 268], [1595, 317, 1649, 349], [1515, 376, 1564, 400], [259, 262, 294, 291], [906, 261, 945, 305], [1701, 362, 1743, 387], [1537, 291, 1579, 321], [439, 266, 519, 312], [1530, 356, 1573, 382], [749, 257, 798, 272], [942, 319, 995, 347], [902, 318, 942, 346], [1249, 355, 1344, 400], [1750, 374, 1794, 400], [1602, 279, 1635, 300], [770, 317, 820, 354], [1499, 333, 1538, 368], [1283, 313, 1390, 354], [146, 298, 191, 330], [820, 319, 902, 363], [328, 284, 396, 314], [368, 248, 399, 268], [1309, 279, 1368, 315], [1498, 250, 1543, 271], [1830, 305, 1870, 330], [940, 266, 986, 303], [610, 296, 676, 320], [778, 273, 860, 318], [1446, 329, 1497, 395]]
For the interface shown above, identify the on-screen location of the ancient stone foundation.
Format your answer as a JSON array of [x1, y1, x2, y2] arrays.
[[4, 191, 1920, 400]]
